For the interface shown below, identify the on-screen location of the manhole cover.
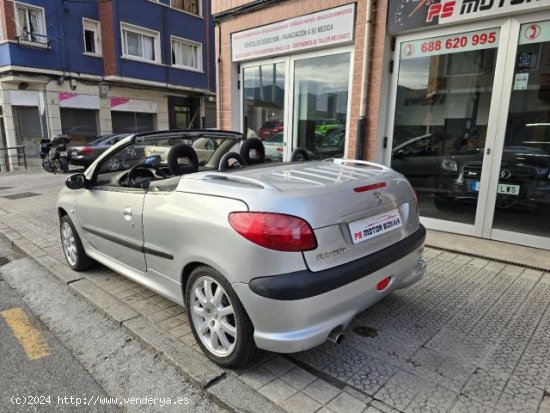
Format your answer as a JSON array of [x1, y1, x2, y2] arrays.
[[2, 192, 40, 200], [353, 326, 378, 338], [0, 187, 13, 190], [0, 256, 10, 266]]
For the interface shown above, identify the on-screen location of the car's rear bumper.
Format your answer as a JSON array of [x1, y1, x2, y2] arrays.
[[233, 226, 426, 353]]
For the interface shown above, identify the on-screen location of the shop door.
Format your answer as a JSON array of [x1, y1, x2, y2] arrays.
[[13, 106, 46, 157], [485, 18, 550, 249], [389, 24, 509, 236], [242, 61, 286, 162]]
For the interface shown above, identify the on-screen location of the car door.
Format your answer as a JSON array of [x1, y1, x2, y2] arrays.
[[76, 187, 146, 273]]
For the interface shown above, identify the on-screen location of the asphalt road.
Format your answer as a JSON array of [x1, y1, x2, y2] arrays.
[[0, 237, 226, 413]]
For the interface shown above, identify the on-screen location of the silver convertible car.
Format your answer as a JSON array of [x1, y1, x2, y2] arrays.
[[57, 130, 426, 367]]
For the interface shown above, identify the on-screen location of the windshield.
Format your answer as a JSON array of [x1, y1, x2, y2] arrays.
[[507, 124, 550, 152]]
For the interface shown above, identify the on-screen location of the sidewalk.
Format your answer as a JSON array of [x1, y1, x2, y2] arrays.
[[0, 170, 549, 413]]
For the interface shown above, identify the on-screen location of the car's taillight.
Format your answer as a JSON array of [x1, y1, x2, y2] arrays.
[[228, 212, 317, 252], [276, 147, 283, 152], [81, 147, 93, 155]]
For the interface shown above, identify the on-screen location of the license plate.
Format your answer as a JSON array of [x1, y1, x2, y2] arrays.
[[349, 209, 402, 244], [470, 181, 519, 196], [59, 151, 67, 157], [498, 183, 519, 196]]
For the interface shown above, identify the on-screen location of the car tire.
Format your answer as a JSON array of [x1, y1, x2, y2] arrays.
[[186, 266, 257, 367], [60, 215, 93, 271]]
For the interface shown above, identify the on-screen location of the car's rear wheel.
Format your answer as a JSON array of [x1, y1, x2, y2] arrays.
[[186, 266, 256, 367], [60, 215, 93, 271]]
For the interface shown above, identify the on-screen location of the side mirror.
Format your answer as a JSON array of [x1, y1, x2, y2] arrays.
[[65, 173, 88, 190]]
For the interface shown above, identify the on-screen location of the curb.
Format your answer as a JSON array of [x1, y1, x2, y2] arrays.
[[2, 229, 285, 413]]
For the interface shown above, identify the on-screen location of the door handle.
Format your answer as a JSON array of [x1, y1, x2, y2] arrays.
[[123, 206, 133, 221]]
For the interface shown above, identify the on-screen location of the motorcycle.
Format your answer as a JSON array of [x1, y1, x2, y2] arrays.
[[40, 135, 70, 173]]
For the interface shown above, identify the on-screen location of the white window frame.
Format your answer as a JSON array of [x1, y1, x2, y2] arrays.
[[170, 0, 202, 17], [170, 36, 203, 72], [14, 2, 47, 44], [82, 18, 102, 57], [120, 23, 161, 64], [239, 46, 355, 162]]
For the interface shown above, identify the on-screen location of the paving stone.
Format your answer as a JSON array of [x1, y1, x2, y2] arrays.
[[326, 391, 366, 413], [262, 356, 296, 377], [495, 392, 539, 413], [258, 379, 297, 404], [461, 369, 506, 407], [450, 396, 495, 412], [280, 367, 317, 390], [302, 379, 341, 404], [281, 392, 322, 413], [239, 366, 276, 389]]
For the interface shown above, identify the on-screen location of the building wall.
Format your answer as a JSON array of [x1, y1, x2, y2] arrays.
[[215, 0, 389, 160]]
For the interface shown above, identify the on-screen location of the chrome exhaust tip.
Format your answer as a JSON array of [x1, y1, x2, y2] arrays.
[[327, 329, 344, 345]]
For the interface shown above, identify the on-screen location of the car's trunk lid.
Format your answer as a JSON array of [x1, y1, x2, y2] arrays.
[[180, 160, 421, 271]]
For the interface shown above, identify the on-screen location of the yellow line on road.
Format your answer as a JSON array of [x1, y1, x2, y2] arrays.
[[0, 308, 50, 360]]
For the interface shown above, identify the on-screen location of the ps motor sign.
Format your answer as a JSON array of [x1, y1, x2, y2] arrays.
[[389, 0, 550, 34]]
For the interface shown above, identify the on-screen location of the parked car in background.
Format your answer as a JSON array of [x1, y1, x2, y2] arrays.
[[315, 119, 342, 136], [69, 134, 129, 170], [391, 124, 550, 210], [57, 129, 426, 367], [264, 132, 284, 161], [259, 120, 284, 140]]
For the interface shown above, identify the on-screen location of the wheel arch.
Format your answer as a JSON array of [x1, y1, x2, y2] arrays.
[[58, 207, 69, 220]]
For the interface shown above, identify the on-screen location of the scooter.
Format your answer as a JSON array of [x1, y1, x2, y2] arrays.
[[40, 135, 70, 173]]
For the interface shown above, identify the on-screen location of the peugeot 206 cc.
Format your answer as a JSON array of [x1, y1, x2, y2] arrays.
[[57, 130, 427, 367]]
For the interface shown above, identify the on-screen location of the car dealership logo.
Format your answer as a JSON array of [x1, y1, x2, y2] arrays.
[[500, 169, 512, 179], [525, 24, 541, 41], [404, 43, 415, 56]]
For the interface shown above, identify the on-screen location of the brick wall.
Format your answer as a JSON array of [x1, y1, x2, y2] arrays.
[[99, 1, 117, 77], [212, 0, 259, 15], [1, 0, 17, 41], [215, 0, 388, 160]]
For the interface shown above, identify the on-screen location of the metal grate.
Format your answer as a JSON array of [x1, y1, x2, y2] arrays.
[[0, 256, 10, 266], [1, 192, 40, 200], [426, 244, 550, 273]]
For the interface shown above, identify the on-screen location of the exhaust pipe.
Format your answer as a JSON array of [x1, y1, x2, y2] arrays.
[[327, 328, 344, 345]]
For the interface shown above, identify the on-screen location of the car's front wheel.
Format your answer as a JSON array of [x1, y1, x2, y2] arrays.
[[60, 215, 93, 271], [186, 266, 256, 367]]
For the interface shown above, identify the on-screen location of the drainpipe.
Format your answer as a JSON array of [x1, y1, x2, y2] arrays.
[[216, 21, 222, 129], [355, 0, 374, 160]]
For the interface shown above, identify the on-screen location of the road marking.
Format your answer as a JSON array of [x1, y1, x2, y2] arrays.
[[0, 307, 50, 360]]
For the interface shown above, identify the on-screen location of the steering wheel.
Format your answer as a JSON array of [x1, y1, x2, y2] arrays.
[[126, 163, 167, 188], [219, 152, 247, 172]]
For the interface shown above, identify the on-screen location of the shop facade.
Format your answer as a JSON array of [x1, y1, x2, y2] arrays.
[[387, 1, 550, 250], [214, 0, 550, 250]]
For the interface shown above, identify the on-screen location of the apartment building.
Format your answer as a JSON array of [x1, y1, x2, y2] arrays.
[[0, 0, 215, 162]]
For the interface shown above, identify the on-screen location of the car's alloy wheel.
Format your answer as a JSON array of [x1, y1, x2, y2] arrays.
[[59, 215, 93, 271], [186, 266, 256, 367], [61, 221, 78, 267], [190, 275, 237, 357]]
